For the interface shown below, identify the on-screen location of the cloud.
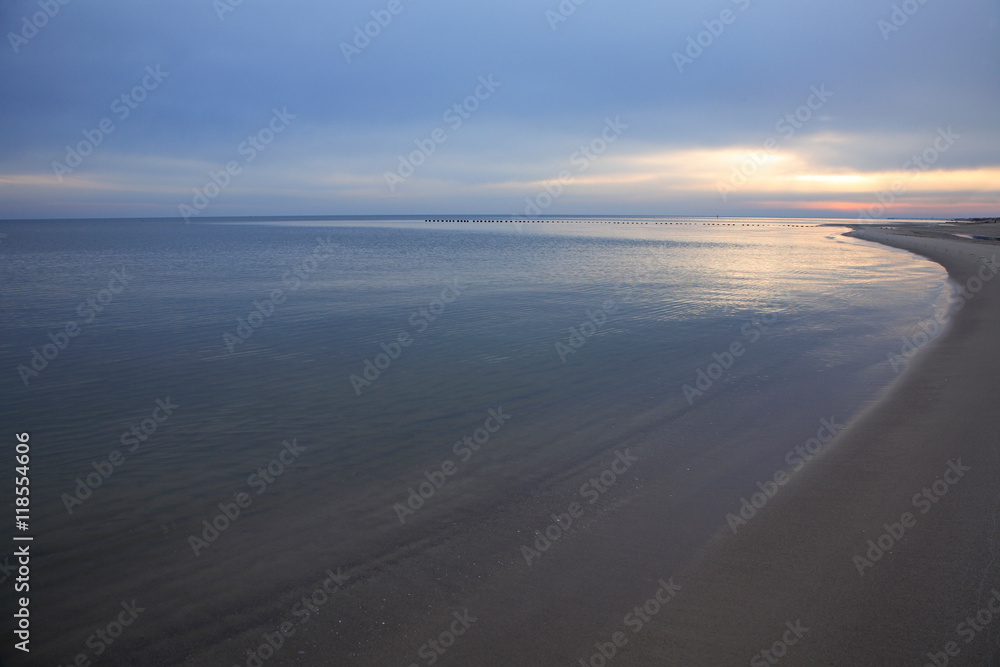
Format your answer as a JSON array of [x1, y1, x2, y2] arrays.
[[1, 0, 998, 218]]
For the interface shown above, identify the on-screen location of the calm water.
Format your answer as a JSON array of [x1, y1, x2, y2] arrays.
[[0, 217, 949, 665]]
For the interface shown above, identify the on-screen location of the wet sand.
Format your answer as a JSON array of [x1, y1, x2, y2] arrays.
[[633, 223, 1000, 665]]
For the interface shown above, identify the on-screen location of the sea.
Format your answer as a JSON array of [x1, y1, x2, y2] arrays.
[[0, 216, 951, 665]]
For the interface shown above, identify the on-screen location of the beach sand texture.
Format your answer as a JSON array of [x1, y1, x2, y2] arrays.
[[622, 223, 1000, 665]]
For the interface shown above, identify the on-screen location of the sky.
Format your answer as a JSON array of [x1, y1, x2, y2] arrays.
[[1, 0, 998, 220]]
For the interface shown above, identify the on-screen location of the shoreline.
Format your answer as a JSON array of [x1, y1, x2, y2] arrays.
[[637, 223, 1000, 665]]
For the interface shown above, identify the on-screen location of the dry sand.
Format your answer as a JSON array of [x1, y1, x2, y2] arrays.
[[631, 223, 1000, 665]]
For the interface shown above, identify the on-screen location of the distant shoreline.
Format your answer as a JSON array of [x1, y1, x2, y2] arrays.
[[0, 214, 972, 224]]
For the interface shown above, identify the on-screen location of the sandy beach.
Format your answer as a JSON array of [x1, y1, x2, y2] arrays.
[[632, 222, 1000, 665]]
